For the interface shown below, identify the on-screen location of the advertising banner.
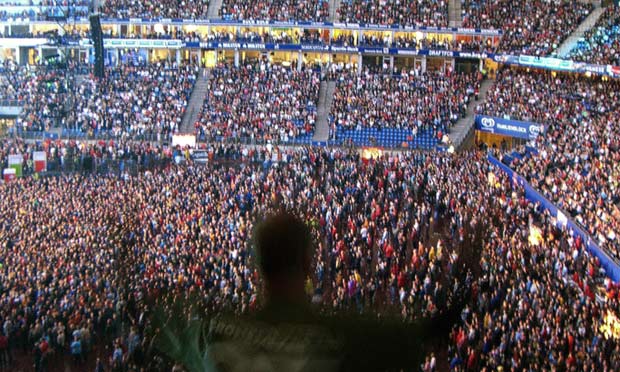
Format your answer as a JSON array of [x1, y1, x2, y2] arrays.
[[475, 115, 544, 140], [3, 168, 16, 182], [172, 134, 196, 148], [8, 154, 22, 178], [493, 55, 620, 79], [33, 151, 47, 172]]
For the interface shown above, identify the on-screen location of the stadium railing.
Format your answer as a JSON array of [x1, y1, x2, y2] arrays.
[[20, 154, 172, 178]]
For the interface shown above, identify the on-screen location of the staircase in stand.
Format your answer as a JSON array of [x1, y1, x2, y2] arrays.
[[313, 80, 336, 142], [206, 0, 224, 19], [453, 78, 494, 151], [448, 0, 462, 27], [180, 69, 210, 134], [329, 0, 341, 22], [555, 5, 605, 58]]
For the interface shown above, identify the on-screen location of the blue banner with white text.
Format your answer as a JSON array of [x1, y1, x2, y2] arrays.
[[475, 115, 544, 140]]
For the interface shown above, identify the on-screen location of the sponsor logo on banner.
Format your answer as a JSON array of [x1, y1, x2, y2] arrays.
[[480, 117, 495, 128], [396, 50, 420, 56], [428, 50, 453, 57], [301, 45, 329, 52], [477, 116, 543, 140], [331, 46, 358, 53], [529, 125, 542, 137]]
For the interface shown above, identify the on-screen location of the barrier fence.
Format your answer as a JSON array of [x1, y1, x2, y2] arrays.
[[488, 153, 620, 282]]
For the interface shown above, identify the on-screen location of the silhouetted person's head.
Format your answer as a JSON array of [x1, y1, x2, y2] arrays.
[[253, 211, 312, 304]]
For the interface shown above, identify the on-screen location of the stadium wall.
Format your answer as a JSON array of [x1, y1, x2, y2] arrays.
[[488, 154, 620, 282]]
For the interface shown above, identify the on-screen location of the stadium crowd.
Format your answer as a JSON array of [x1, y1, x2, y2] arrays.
[[329, 68, 480, 138], [569, 5, 620, 66], [460, 0, 592, 55], [98, 0, 210, 20], [0, 60, 31, 104], [218, 0, 329, 22], [0, 0, 89, 19], [0, 139, 618, 371], [13, 67, 74, 132], [477, 67, 620, 262], [337, 0, 448, 27], [194, 62, 320, 142], [15, 63, 197, 141]]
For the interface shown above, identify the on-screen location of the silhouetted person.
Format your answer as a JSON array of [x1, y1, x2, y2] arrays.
[[206, 212, 468, 372]]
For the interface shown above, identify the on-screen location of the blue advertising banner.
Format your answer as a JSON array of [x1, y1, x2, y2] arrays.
[[493, 54, 620, 79], [195, 42, 495, 58], [475, 115, 544, 140], [488, 154, 620, 282]]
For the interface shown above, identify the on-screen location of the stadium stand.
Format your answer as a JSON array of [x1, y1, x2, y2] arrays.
[[0, 0, 89, 19], [569, 5, 620, 66], [0, 60, 30, 105], [479, 68, 620, 262], [98, 0, 210, 19], [15, 64, 197, 140], [194, 62, 320, 143], [460, 0, 593, 55], [218, 0, 329, 21], [329, 68, 480, 148], [337, 0, 449, 27]]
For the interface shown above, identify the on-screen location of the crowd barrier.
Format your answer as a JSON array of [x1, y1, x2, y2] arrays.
[[488, 154, 620, 282]]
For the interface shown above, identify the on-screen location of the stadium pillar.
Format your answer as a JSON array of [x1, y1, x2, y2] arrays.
[[89, 14, 105, 78], [176, 49, 181, 65], [234, 50, 240, 67], [389, 56, 394, 71], [297, 51, 303, 71]]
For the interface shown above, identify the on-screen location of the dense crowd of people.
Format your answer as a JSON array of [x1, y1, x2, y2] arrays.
[[461, 0, 592, 55], [0, 138, 618, 371], [478, 67, 620, 263], [0, 60, 32, 104], [14, 63, 197, 141], [569, 5, 620, 66], [218, 0, 329, 21], [337, 0, 448, 27], [98, 0, 210, 19], [13, 66, 74, 132], [329, 68, 480, 139], [194, 62, 320, 142], [0, 0, 89, 19]]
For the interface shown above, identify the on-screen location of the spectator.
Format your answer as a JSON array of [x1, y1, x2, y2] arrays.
[[70, 336, 82, 365]]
